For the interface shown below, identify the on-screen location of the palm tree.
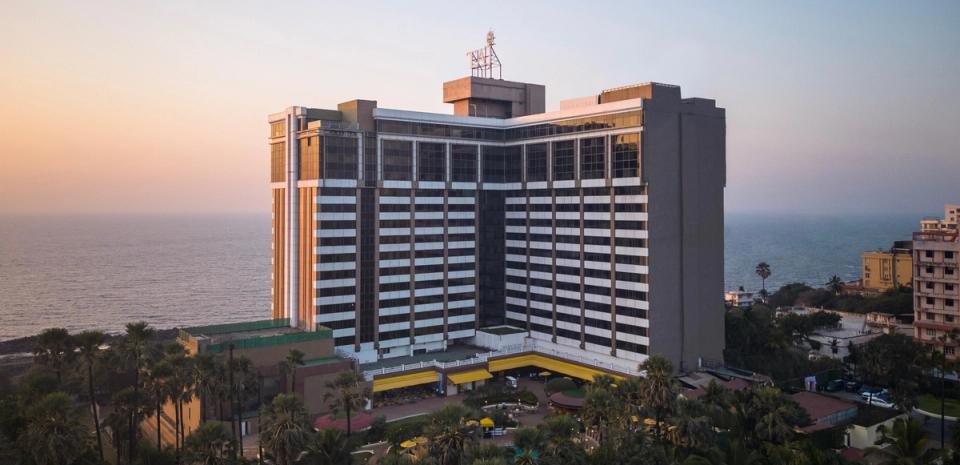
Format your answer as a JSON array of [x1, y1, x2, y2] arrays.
[[424, 404, 474, 465], [32, 327, 74, 385], [145, 359, 173, 449], [112, 386, 151, 464], [755, 262, 771, 299], [260, 394, 312, 465], [183, 421, 234, 465], [581, 384, 618, 447], [17, 392, 91, 465], [936, 328, 960, 450], [301, 428, 353, 465], [192, 352, 220, 424], [639, 355, 677, 440], [322, 370, 370, 437], [164, 345, 195, 460], [826, 275, 844, 295], [228, 355, 255, 456], [74, 330, 106, 461], [285, 349, 306, 394], [122, 321, 154, 463], [865, 417, 940, 464]]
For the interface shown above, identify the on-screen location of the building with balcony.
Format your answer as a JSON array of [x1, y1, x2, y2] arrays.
[[268, 70, 726, 378], [913, 205, 960, 358], [861, 241, 912, 293], [920, 204, 959, 232]]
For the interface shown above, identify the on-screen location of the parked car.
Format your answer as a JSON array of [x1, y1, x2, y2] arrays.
[[844, 380, 861, 392], [825, 379, 845, 392], [862, 392, 895, 409], [505, 376, 518, 389], [858, 385, 882, 396]]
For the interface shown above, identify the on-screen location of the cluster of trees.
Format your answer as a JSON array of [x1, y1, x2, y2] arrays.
[[725, 305, 845, 382], [0, 322, 347, 465], [766, 282, 913, 315]]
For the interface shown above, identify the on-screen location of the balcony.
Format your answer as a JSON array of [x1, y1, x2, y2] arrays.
[[914, 231, 959, 242]]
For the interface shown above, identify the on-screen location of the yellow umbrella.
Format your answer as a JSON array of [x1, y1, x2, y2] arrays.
[[643, 418, 657, 426], [480, 417, 495, 427], [539, 371, 552, 377], [400, 440, 417, 449], [630, 415, 639, 423], [465, 419, 479, 426], [414, 436, 429, 444]]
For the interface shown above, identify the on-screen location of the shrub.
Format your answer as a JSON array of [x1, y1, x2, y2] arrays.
[[384, 415, 428, 446], [544, 377, 577, 395]]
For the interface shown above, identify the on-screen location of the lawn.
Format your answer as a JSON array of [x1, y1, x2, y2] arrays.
[[918, 394, 960, 417]]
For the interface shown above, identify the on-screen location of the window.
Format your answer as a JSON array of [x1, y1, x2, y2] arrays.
[[295, 137, 319, 181], [948, 315, 956, 323], [927, 297, 935, 305], [526, 143, 548, 182], [927, 312, 935, 320], [612, 133, 640, 178], [580, 137, 606, 179], [417, 142, 446, 182], [948, 299, 955, 307], [947, 267, 955, 275], [382, 140, 412, 181], [323, 136, 358, 179], [947, 346, 956, 356], [926, 266, 934, 274], [927, 329, 937, 337], [927, 282, 935, 290], [504, 145, 522, 182], [481, 146, 505, 183], [552, 140, 575, 181], [947, 284, 955, 292], [270, 142, 285, 182], [452, 145, 477, 182], [947, 251, 955, 259], [926, 250, 934, 258]]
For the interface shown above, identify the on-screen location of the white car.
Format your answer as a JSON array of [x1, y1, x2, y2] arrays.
[[862, 393, 895, 409]]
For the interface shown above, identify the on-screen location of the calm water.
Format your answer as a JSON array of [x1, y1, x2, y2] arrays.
[[0, 213, 922, 341]]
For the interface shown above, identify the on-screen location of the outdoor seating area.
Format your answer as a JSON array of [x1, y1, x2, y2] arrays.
[[373, 384, 441, 408]]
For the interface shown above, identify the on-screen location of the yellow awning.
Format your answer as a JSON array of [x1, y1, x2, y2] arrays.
[[372, 370, 439, 392], [488, 354, 622, 382], [447, 369, 493, 385]]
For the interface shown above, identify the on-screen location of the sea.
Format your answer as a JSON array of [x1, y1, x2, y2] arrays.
[[0, 212, 921, 342]]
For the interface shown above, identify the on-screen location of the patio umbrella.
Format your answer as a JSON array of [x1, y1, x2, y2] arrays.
[[414, 436, 429, 444], [465, 419, 480, 426], [480, 417, 495, 427], [400, 440, 417, 449], [539, 371, 552, 377]]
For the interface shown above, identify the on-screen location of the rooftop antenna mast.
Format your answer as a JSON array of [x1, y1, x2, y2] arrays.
[[468, 30, 501, 79]]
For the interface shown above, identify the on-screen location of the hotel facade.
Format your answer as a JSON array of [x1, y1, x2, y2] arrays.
[[268, 76, 726, 373]]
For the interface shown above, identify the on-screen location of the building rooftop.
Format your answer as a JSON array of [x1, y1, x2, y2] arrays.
[[181, 319, 332, 353], [359, 344, 486, 371], [791, 391, 856, 420]]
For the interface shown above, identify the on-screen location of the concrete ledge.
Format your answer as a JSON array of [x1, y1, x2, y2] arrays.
[[914, 408, 958, 422]]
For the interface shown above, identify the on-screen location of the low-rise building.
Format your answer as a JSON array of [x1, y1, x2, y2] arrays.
[[862, 242, 913, 293], [725, 287, 754, 308], [791, 391, 858, 432], [920, 204, 959, 232], [147, 319, 355, 446]]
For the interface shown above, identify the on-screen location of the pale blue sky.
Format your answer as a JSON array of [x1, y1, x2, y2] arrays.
[[1, 0, 957, 214]]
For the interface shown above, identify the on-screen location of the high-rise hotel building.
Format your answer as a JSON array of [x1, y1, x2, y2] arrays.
[[269, 75, 726, 372]]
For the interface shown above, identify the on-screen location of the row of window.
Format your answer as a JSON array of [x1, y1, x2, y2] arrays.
[[376, 111, 641, 142]]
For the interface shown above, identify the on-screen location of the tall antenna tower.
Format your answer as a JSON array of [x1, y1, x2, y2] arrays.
[[468, 30, 502, 79]]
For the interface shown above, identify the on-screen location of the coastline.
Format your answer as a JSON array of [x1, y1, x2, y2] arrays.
[[0, 327, 182, 357]]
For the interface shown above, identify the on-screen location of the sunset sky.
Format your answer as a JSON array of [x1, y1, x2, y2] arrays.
[[1, 0, 958, 215]]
